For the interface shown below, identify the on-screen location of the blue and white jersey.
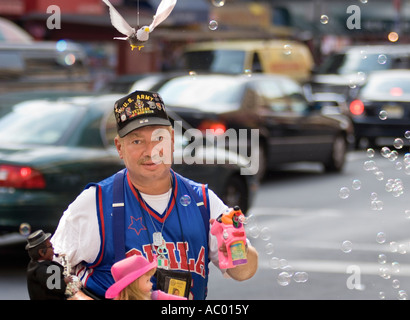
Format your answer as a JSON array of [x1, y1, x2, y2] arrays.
[[83, 169, 210, 300]]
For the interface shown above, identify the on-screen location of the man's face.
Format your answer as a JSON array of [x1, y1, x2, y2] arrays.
[[115, 125, 174, 184]]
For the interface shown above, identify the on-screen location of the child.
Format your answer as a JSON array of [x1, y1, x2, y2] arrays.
[[105, 255, 187, 300], [26, 230, 73, 300]]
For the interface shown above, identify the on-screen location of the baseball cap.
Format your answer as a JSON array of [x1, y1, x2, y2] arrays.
[[114, 90, 172, 138]]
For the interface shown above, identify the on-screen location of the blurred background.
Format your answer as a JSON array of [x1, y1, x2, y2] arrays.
[[2, 0, 410, 301], [0, 0, 406, 90]]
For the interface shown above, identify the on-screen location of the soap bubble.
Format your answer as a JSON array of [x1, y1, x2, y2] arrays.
[[371, 200, 383, 211], [243, 69, 252, 77], [381, 146, 391, 158], [392, 262, 401, 273], [394, 138, 404, 149], [377, 54, 387, 64], [352, 179, 362, 190], [283, 44, 292, 55], [339, 187, 350, 199], [212, 0, 225, 7], [179, 195, 191, 206], [265, 243, 274, 255], [269, 257, 280, 269], [376, 232, 386, 244], [405, 131, 410, 139], [320, 15, 329, 24], [390, 241, 398, 253], [379, 266, 391, 279], [363, 160, 377, 171], [404, 153, 410, 164], [293, 271, 309, 283], [341, 240, 353, 253], [260, 227, 271, 241], [366, 148, 375, 158], [247, 225, 261, 238], [398, 290, 408, 300], [392, 279, 400, 289], [19, 223, 31, 236], [378, 253, 387, 264], [379, 110, 388, 120], [374, 171, 384, 181], [208, 20, 218, 31], [279, 258, 289, 269], [277, 271, 292, 286]]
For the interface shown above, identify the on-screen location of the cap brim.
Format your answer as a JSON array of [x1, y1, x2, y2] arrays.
[[118, 117, 172, 138], [105, 259, 157, 299]]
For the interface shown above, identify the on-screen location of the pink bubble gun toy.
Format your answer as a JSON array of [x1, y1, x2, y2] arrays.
[[211, 206, 247, 269]]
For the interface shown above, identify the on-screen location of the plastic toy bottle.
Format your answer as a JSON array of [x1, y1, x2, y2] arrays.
[[211, 206, 247, 269]]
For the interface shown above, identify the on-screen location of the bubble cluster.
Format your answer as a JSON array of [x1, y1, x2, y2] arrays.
[[338, 135, 410, 299], [244, 213, 308, 287]]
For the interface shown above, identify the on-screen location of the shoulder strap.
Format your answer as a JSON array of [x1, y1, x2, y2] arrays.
[[176, 173, 210, 237], [112, 169, 126, 262]]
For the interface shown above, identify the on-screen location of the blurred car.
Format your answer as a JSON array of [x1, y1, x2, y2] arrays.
[[0, 94, 256, 234], [348, 69, 410, 148], [0, 90, 93, 118], [310, 44, 410, 97], [100, 72, 187, 94], [179, 39, 314, 83], [150, 73, 353, 179], [0, 18, 90, 94]]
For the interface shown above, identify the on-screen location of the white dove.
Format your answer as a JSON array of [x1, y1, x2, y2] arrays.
[[102, 0, 177, 51]]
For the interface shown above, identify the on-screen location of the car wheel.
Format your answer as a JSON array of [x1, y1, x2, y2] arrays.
[[221, 174, 249, 214], [324, 134, 346, 172]]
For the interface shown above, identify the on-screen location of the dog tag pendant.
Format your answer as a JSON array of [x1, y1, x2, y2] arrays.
[[153, 232, 163, 247]]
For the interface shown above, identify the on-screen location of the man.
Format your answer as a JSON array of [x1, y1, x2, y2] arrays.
[[51, 90, 258, 300], [26, 230, 73, 300]]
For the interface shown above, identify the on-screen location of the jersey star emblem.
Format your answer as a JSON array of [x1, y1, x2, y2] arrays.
[[128, 216, 147, 235]]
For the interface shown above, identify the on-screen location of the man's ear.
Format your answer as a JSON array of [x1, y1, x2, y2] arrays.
[[114, 136, 123, 159], [38, 248, 46, 259]]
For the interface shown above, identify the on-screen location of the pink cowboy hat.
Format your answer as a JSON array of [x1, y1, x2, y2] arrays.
[[105, 255, 157, 299]]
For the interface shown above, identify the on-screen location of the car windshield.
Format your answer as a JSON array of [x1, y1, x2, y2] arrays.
[[317, 52, 392, 75], [182, 50, 246, 74], [361, 74, 410, 98], [157, 76, 243, 111], [0, 101, 82, 145]]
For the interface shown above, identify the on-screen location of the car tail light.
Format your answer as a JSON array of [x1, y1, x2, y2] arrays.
[[0, 165, 46, 189], [390, 87, 403, 97], [349, 99, 365, 116], [197, 120, 227, 135]]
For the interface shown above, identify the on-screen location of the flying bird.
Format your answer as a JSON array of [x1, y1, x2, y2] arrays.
[[102, 0, 177, 50]]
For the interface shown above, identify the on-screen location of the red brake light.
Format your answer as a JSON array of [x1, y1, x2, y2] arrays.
[[0, 165, 46, 189], [390, 87, 403, 97], [197, 120, 227, 135], [349, 99, 365, 116]]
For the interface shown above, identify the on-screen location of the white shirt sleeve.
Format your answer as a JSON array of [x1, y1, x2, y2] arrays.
[[51, 187, 100, 267]]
